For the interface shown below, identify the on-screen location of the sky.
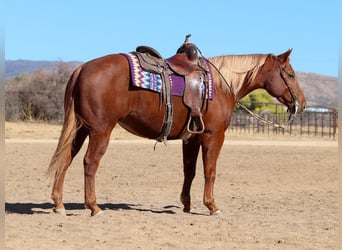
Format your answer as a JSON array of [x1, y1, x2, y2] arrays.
[[4, 1, 338, 76]]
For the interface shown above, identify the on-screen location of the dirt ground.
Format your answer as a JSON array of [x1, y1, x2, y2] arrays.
[[5, 122, 338, 249]]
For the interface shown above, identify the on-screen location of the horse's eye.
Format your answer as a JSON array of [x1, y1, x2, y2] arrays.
[[287, 72, 295, 79]]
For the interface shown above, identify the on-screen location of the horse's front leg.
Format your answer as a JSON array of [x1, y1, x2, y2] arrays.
[[181, 138, 200, 213], [201, 134, 224, 215]]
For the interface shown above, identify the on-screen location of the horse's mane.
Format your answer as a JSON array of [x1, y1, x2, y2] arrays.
[[208, 54, 268, 94]]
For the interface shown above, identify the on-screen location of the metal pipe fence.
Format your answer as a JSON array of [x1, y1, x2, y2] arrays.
[[229, 103, 338, 139]]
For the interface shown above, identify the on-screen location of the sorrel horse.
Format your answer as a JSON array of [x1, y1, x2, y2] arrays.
[[48, 46, 306, 216]]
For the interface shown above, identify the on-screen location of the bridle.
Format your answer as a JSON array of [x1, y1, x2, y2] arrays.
[[203, 55, 299, 129], [279, 64, 299, 124]]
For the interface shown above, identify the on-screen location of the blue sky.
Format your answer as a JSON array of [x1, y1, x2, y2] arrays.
[[4, 1, 338, 76]]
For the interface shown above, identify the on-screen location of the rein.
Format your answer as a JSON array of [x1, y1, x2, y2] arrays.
[[201, 55, 298, 129]]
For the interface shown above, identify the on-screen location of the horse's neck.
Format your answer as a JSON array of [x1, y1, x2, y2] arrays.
[[209, 54, 268, 99]]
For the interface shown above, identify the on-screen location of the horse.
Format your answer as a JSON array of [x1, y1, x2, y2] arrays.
[[47, 47, 306, 216]]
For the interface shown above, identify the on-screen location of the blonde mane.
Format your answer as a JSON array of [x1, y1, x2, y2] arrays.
[[208, 54, 268, 95]]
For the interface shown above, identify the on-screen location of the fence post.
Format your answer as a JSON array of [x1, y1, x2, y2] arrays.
[[333, 109, 337, 139]]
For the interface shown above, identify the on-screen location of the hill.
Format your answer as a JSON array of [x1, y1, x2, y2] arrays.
[[296, 72, 337, 107], [4, 60, 338, 108], [5, 60, 82, 79]]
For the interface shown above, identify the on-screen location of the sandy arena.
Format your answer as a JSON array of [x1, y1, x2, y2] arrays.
[[5, 122, 337, 249]]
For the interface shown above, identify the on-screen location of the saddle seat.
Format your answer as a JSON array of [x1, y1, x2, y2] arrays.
[[134, 35, 209, 142], [166, 52, 201, 76]]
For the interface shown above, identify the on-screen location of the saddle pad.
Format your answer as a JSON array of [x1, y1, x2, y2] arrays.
[[123, 53, 214, 99]]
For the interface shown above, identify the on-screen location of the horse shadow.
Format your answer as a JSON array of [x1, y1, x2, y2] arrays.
[[5, 202, 184, 216]]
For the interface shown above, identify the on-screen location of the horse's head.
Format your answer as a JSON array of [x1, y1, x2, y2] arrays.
[[263, 49, 306, 123]]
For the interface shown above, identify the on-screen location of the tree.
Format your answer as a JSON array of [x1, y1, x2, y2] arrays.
[[237, 89, 285, 113]]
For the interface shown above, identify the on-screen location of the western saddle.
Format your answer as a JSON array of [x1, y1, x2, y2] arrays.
[[133, 34, 210, 143]]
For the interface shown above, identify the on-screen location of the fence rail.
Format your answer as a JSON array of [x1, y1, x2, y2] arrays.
[[229, 103, 338, 139]]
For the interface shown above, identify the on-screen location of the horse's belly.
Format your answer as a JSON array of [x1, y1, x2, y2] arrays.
[[118, 103, 188, 140]]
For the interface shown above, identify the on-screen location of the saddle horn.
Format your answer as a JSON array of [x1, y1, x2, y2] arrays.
[[184, 34, 192, 44]]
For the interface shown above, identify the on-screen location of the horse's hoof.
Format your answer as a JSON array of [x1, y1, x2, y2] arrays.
[[189, 208, 198, 214], [53, 208, 66, 216], [91, 210, 104, 217], [183, 206, 196, 213], [184, 209, 196, 214], [210, 210, 222, 216]]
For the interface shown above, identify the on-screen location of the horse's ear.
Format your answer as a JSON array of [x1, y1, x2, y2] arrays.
[[277, 49, 292, 63]]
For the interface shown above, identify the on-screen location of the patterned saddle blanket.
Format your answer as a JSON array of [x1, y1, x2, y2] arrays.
[[123, 52, 214, 99]]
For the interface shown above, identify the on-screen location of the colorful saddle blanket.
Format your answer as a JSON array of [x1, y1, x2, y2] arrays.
[[123, 53, 214, 99]]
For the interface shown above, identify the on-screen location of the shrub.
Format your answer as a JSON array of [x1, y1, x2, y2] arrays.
[[5, 62, 74, 122]]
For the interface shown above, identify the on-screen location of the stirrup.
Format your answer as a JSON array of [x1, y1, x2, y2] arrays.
[[186, 114, 205, 134]]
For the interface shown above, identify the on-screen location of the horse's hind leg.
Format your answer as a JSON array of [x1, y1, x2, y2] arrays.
[[83, 129, 112, 216], [51, 127, 88, 214], [181, 138, 200, 213]]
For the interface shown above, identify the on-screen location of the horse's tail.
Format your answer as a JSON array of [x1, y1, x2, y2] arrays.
[[47, 66, 82, 181]]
